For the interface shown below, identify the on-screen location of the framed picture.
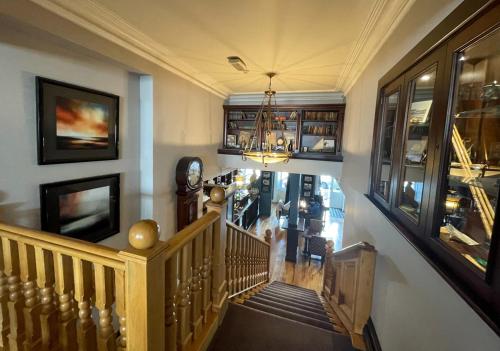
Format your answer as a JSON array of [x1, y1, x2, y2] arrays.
[[37, 77, 119, 164], [304, 176, 313, 182], [303, 183, 312, 190], [40, 174, 120, 243], [262, 186, 270, 193], [262, 171, 271, 179], [226, 134, 237, 147], [303, 191, 311, 197], [262, 179, 270, 186], [323, 139, 336, 151]]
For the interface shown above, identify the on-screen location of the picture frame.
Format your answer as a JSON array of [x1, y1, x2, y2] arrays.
[[304, 176, 313, 182], [262, 185, 270, 193], [262, 179, 270, 186], [40, 174, 120, 243], [303, 183, 312, 190], [37, 77, 119, 164], [226, 134, 237, 147], [303, 191, 311, 197]]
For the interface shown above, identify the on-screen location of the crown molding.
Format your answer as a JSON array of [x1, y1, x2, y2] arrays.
[[226, 91, 345, 105], [338, 0, 415, 94], [28, 0, 229, 99]]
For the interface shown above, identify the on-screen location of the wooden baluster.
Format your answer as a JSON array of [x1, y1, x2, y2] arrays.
[[251, 239, 256, 286], [266, 242, 271, 282], [177, 242, 192, 350], [242, 235, 248, 290], [54, 252, 77, 350], [235, 231, 242, 293], [225, 227, 233, 295], [0, 238, 10, 348], [18, 242, 41, 350], [259, 243, 264, 283], [165, 253, 178, 351], [94, 264, 115, 351], [190, 235, 203, 340], [201, 225, 212, 321], [2, 237, 25, 350], [114, 268, 126, 351], [73, 258, 96, 350], [35, 247, 57, 350]]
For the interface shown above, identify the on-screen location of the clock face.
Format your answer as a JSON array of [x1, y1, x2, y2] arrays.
[[187, 161, 202, 188]]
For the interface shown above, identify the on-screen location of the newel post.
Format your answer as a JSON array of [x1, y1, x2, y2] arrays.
[[206, 188, 228, 311], [118, 220, 167, 350], [323, 240, 335, 297]]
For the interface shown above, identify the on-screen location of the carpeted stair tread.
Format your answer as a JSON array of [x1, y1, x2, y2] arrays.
[[263, 286, 322, 301], [253, 292, 327, 314], [208, 303, 354, 351], [243, 300, 334, 331], [257, 290, 325, 309], [267, 282, 320, 296], [250, 296, 331, 322], [270, 281, 320, 295]]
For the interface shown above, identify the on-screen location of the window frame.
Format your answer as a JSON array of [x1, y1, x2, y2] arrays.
[[368, 0, 500, 335]]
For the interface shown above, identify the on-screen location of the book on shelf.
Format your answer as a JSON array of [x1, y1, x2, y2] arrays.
[[304, 111, 338, 121], [302, 124, 336, 135]]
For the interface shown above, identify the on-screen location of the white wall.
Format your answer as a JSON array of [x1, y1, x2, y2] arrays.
[[0, 23, 140, 249], [341, 0, 500, 350]]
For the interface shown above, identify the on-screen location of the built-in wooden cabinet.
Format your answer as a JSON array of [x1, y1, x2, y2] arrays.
[[369, 1, 500, 334], [219, 104, 345, 161]]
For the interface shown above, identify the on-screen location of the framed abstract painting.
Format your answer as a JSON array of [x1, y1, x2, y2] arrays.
[[36, 77, 119, 164], [40, 174, 120, 243]]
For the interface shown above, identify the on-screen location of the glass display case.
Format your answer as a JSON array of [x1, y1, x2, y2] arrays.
[[437, 27, 500, 274], [368, 2, 500, 333]]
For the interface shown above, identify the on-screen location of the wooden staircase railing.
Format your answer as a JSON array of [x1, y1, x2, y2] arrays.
[[322, 242, 377, 351], [0, 196, 270, 350]]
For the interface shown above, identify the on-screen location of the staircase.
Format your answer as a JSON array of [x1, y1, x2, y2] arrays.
[[209, 281, 355, 351]]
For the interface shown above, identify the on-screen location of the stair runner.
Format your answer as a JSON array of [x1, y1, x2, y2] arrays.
[[208, 281, 355, 351]]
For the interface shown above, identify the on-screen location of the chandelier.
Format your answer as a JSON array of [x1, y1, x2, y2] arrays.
[[242, 72, 291, 166]]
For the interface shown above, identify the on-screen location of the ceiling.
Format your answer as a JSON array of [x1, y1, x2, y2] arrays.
[[31, 0, 421, 96]]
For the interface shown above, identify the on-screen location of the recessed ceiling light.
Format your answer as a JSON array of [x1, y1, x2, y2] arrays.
[[420, 74, 431, 81], [227, 56, 248, 73]]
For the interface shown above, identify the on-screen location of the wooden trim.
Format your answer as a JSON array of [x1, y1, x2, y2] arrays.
[[333, 242, 376, 256], [363, 318, 382, 351]]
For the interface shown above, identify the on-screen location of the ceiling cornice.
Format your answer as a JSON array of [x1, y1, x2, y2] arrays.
[[226, 91, 345, 105], [28, 0, 230, 99], [337, 0, 415, 94]]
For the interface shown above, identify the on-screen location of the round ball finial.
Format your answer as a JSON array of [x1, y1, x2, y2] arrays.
[[210, 187, 225, 204], [128, 220, 159, 250]]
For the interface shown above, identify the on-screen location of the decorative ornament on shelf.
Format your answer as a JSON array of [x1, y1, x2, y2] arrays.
[[242, 72, 291, 166]]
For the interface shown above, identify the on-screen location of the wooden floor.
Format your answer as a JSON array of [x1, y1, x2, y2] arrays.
[[250, 212, 325, 292]]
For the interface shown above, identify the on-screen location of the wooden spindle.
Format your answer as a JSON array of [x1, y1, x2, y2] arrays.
[[191, 235, 203, 339], [54, 252, 77, 350], [210, 216, 227, 311], [2, 237, 25, 349], [242, 234, 248, 290], [235, 231, 242, 292], [73, 258, 96, 349], [0, 238, 10, 348], [18, 242, 41, 349], [94, 263, 115, 351], [35, 247, 57, 349], [114, 268, 126, 350], [165, 254, 179, 351], [177, 242, 192, 350], [201, 225, 212, 321], [225, 227, 233, 295]]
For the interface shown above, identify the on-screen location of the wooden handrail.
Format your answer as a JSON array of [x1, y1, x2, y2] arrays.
[[226, 221, 270, 247], [332, 241, 375, 257], [0, 222, 124, 269]]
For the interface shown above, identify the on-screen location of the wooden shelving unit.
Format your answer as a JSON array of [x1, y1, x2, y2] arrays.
[[219, 104, 345, 162]]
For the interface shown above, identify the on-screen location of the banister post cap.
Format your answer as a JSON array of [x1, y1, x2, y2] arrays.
[[325, 240, 334, 255], [128, 219, 159, 250]]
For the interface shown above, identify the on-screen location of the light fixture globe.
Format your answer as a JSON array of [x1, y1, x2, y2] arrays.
[[242, 72, 291, 166]]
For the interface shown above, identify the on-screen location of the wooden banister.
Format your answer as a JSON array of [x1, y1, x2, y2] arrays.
[[0, 194, 273, 351], [322, 241, 376, 351]]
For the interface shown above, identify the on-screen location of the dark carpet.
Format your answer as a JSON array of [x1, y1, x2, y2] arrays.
[[208, 281, 355, 351]]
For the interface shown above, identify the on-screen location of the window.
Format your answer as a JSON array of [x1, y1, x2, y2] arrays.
[[368, 2, 500, 334], [397, 66, 437, 222], [437, 27, 500, 275]]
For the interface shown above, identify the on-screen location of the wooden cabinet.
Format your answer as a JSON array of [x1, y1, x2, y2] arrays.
[[369, 1, 500, 334], [219, 104, 345, 161]]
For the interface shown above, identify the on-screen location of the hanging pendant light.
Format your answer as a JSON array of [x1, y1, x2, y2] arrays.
[[242, 72, 291, 166]]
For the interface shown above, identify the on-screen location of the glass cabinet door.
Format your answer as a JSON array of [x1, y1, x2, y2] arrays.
[[397, 66, 438, 222], [437, 28, 500, 274], [373, 78, 403, 205]]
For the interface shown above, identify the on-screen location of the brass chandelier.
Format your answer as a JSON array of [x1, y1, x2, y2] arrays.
[[242, 73, 291, 166]]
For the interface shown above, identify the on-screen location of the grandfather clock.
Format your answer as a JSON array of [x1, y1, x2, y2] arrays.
[[176, 157, 203, 231]]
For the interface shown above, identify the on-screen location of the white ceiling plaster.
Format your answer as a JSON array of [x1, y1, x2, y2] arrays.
[[29, 0, 422, 97]]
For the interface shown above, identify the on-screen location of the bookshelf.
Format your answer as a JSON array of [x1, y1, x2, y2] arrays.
[[220, 104, 345, 162]]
